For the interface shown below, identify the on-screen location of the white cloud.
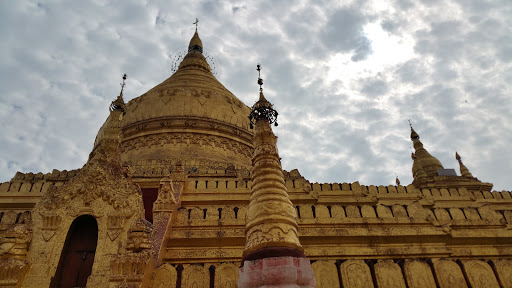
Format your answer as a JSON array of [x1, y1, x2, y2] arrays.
[[0, 0, 511, 191]]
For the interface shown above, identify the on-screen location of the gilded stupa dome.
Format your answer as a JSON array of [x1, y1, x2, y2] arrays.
[[410, 126, 444, 178], [96, 30, 254, 174], [122, 31, 251, 129]]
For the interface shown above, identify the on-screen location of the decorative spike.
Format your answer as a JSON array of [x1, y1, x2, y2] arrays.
[[248, 64, 278, 128], [193, 18, 198, 31], [109, 74, 127, 114], [188, 20, 203, 53], [257, 64, 263, 91], [409, 120, 419, 140], [456, 152, 474, 178]]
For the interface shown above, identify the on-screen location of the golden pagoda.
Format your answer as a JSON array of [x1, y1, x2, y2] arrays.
[[1, 28, 512, 288]]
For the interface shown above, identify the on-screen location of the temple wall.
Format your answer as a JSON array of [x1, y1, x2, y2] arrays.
[[2, 172, 512, 287], [145, 259, 511, 287]]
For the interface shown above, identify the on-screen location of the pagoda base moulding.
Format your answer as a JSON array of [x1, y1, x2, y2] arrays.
[[238, 256, 315, 288]]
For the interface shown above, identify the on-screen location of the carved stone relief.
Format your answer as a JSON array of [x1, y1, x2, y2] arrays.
[[311, 260, 338, 288], [494, 259, 512, 288], [345, 206, 361, 218], [159, 88, 178, 105], [377, 206, 393, 218], [404, 260, 436, 288], [361, 205, 376, 218], [121, 133, 252, 158], [40, 213, 61, 242], [0, 259, 28, 287], [340, 260, 374, 288], [215, 263, 238, 288], [107, 214, 131, 241], [433, 260, 468, 288], [374, 260, 406, 288], [462, 260, 500, 288], [152, 263, 177, 288], [127, 219, 153, 252], [1, 211, 17, 225], [182, 265, 209, 288], [0, 225, 31, 258]]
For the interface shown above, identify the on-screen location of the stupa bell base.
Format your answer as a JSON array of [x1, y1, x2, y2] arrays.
[[239, 248, 315, 288]]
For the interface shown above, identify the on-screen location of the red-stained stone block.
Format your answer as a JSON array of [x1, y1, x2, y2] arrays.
[[239, 256, 315, 288]]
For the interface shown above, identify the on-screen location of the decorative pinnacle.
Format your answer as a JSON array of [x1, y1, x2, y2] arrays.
[[120, 73, 127, 95], [257, 63, 263, 92], [193, 18, 198, 31], [456, 151, 474, 177], [188, 20, 203, 53], [109, 74, 127, 114], [249, 64, 278, 129], [409, 120, 419, 140]]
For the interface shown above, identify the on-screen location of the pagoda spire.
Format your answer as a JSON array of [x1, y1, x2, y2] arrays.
[[248, 64, 278, 129], [176, 23, 211, 72], [239, 65, 314, 287], [409, 121, 444, 178], [188, 19, 203, 53], [109, 74, 127, 115], [456, 152, 474, 177]]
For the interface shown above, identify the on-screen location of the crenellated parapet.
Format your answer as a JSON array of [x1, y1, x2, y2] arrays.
[[10, 169, 81, 183]]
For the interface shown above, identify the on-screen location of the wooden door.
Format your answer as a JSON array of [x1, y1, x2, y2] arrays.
[[52, 215, 98, 288]]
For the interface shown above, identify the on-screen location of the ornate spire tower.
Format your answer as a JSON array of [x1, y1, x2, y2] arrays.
[[239, 65, 315, 288], [409, 122, 444, 179], [456, 152, 474, 178], [109, 74, 127, 114]]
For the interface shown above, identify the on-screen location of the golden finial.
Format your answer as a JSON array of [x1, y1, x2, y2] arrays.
[[188, 20, 203, 53], [456, 151, 474, 177], [120, 73, 127, 96], [110, 74, 127, 114], [257, 63, 263, 92], [249, 64, 278, 129], [193, 18, 198, 31], [409, 120, 419, 140]]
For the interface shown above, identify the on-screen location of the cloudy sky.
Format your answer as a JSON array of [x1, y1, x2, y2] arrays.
[[1, 0, 511, 191]]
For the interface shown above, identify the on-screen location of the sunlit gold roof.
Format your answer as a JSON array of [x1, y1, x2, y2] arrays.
[[122, 31, 250, 130], [96, 30, 254, 170]]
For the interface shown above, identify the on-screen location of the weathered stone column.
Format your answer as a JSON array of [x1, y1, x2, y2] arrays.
[[239, 71, 315, 287]]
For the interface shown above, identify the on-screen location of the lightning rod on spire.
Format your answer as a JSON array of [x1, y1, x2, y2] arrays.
[[193, 18, 199, 31], [120, 73, 127, 95], [257, 63, 263, 92]]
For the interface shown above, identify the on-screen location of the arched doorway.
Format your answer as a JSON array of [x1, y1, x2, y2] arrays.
[[51, 215, 98, 288]]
